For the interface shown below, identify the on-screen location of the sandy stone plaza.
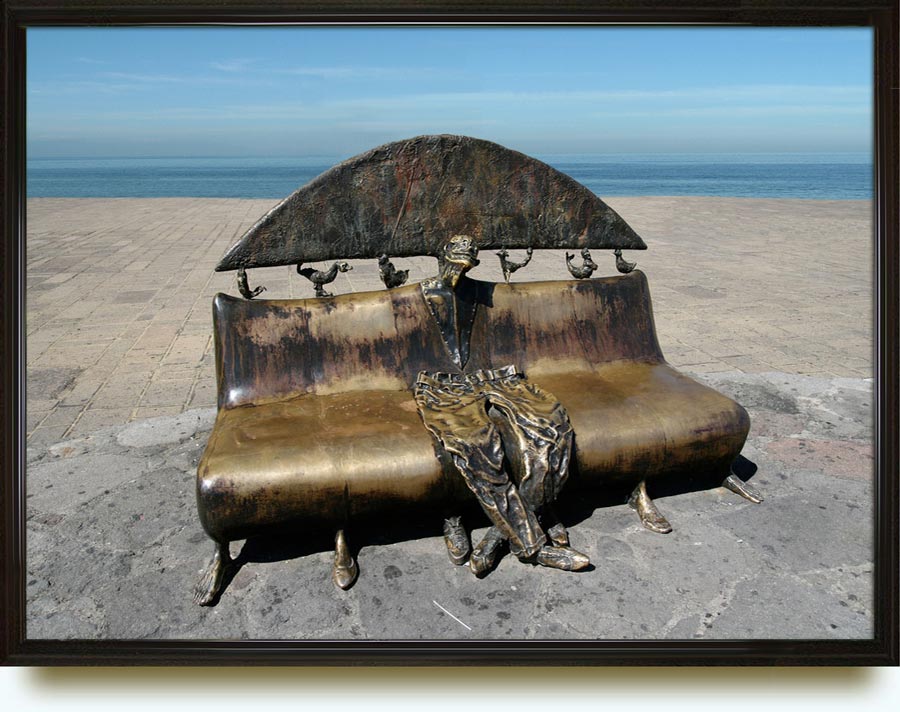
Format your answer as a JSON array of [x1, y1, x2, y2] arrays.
[[25, 196, 875, 639]]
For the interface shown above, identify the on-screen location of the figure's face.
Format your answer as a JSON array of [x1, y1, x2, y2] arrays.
[[438, 235, 479, 289], [442, 235, 479, 270]]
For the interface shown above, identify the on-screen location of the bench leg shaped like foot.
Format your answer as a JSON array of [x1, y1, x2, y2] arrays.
[[332, 529, 359, 590], [194, 540, 231, 606], [443, 516, 471, 565], [723, 471, 764, 503], [628, 480, 673, 534]]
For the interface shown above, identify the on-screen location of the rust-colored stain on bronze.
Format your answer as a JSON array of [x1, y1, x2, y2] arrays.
[[199, 271, 750, 545]]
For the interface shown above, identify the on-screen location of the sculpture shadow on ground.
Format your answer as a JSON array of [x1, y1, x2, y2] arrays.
[[199, 457, 758, 605]]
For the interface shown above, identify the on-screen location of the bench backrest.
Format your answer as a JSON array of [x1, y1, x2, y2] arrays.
[[213, 270, 663, 410]]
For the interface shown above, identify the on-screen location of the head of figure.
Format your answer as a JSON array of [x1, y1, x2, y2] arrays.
[[438, 234, 479, 289]]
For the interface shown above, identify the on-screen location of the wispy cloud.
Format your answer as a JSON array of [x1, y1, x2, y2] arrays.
[[30, 80, 139, 96], [593, 104, 871, 119], [33, 84, 868, 124], [29, 70, 273, 95], [276, 66, 464, 80], [209, 58, 259, 72], [344, 84, 870, 105], [76, 57, 106, 65], [98, 71, 260, 86]]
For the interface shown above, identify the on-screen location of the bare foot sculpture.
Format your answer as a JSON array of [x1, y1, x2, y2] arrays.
[[628, 479, 673, 534], [723, 471, 764, 503], [332, 529, 359, 590], [194, 540, 232, 606], [443, 516, 471, 565]]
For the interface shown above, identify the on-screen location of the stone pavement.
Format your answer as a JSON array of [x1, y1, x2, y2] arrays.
[[26, 197, 873, 447], [25, 369, 873, 640], [24, 196, 875, 641]]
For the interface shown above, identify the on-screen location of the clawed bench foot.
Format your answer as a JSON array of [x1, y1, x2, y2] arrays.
[[723, 471, 764, 503], [332, 529, 359, 590], [194, 540, 232, 606], [628, 480, 673, 534]]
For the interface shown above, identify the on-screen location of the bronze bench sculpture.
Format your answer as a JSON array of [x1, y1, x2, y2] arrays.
[[193, 135, 761, 605]]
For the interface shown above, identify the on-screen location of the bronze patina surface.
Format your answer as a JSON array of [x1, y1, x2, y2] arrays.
[[197, 271, 750, 556], [192, 135, 757, 605], [215, 135, 646, 271], [412, 236, 590, 574]]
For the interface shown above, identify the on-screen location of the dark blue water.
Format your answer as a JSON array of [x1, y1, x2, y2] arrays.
[[27, 153, 872, 200]]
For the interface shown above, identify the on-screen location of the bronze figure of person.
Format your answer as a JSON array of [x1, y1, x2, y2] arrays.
[[414, 235, 590, 575]]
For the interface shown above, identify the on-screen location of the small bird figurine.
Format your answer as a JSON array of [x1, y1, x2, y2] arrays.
[[566, 247, 598, 279], [378, 254, 409, 289], [236, 267, 266, 300], [298, 261, 353, 298], [614, 248, 636, 274], [496, 246, 533, 283]]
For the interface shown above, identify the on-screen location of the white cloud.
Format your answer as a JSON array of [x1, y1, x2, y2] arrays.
[[209, 58, 259, 72], [276, 66, 463, 80], [593, 104, 871, 119]]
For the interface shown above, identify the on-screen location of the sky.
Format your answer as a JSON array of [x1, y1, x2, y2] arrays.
[[26, 26, 873, 159]]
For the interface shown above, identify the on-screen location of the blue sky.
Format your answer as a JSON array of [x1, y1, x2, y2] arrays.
[[27, 27, 872, 158]]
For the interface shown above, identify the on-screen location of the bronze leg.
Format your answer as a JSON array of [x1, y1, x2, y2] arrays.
[[332, 529, 359, 590], [723, 470, 764, 503], [627, 480, 673, 534], [194, 539, 232, 606], [541, 504, 570, 546], [546, 522, 570, 547]]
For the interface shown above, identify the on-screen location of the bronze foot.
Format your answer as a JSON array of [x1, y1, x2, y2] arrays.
[[469, 526, 505, 577], [194, 540, 231, 606], [533, 545, 590, 571], [332, 529, 359, 590], [546, 522, 570, 547], [627, 480, 673, 534], [723, 472, 764, 503], [443, 516, 471, 565]]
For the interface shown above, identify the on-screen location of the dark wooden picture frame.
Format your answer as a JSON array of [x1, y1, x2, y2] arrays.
[[1, 0, 897, 666]]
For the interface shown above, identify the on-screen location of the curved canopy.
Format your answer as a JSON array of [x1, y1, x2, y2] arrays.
[[216, 134, 646, 271]]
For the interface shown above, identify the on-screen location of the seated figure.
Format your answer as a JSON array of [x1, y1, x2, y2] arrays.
[[416, 235, 590, 575]]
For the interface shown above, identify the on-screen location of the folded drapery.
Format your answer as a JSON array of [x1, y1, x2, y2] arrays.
[[413, 366, 573, 559]]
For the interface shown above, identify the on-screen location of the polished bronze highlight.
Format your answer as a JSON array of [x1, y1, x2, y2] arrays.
[[193, 139, 757, 604]]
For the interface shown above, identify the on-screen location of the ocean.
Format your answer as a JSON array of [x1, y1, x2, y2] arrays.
[[26, 152, 872, 200]]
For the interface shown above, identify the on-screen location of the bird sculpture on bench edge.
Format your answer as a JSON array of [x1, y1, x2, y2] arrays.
[[298, 261, 353, 298]]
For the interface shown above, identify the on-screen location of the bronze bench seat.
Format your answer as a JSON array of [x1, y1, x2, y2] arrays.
[[192, 135, 760, 604], [197, 272, 749, 548]]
